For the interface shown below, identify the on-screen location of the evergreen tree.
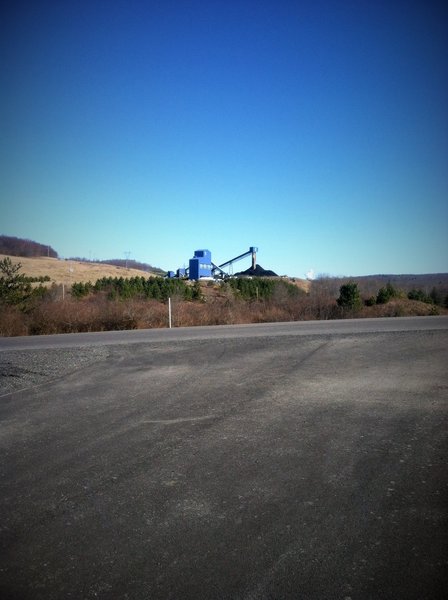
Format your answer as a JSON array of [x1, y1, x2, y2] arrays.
[[376, 282, 399, 304], [0, 257, 32, 306], [337, 282, 362, 311]]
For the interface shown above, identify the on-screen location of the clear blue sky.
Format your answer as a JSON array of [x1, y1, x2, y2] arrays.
[[1, 0, 447, 277]]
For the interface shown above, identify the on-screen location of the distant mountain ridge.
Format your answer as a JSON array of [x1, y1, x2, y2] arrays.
[[69, 257, 165, 275], [0, 235, 164, 274], [0, 235, 58, 258]]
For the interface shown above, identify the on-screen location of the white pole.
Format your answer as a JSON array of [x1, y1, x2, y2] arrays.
[[168, 297, 172, 328]]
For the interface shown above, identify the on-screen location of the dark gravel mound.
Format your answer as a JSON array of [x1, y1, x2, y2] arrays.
[[235, 264, 278, 277]]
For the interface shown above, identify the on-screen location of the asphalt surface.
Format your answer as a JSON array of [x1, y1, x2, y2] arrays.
[[1, 315, 448, 351], [1, 317, 447, 599]]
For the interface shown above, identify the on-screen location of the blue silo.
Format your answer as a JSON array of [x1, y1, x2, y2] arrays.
[[189, 249, 212, 280]]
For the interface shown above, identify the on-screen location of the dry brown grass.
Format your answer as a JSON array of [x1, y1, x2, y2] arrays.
[[0, 254, 158, 285], [289, 277, 311, 293], [358, 298, 444, 318], [1, 293, 444, 337], [26, 297, 168, 334]]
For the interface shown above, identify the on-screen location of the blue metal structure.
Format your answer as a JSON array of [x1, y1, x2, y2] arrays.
[[212, 247, 258, 277], [189, 249, 212, 280], [168, 247, 258, 280]]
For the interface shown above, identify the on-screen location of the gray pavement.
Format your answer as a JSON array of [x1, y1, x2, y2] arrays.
[[1, 315, 448, 351], [0, 317, 447, 599]]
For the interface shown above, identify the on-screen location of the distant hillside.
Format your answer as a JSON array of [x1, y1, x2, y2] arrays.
[[0, 235, 58, 258], [355, 273, 448, 289], [0, 255, 160, 285], [69, 257, 165, 275], [1, 235, 165, 274]]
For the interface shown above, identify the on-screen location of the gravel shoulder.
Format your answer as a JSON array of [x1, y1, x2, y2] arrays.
[[0, 346, 110, 396]]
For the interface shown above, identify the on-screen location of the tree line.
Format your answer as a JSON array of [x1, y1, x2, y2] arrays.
[[71, 276, 203, 301], [0, 235, 58, 258], [337, 281, 447, 310]]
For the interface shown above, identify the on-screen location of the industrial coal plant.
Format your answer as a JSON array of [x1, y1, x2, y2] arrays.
[[167, 247, 278, 280]]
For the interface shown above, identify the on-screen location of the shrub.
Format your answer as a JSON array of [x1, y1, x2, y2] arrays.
[[71, 281, 93, 298], [227, 278, 300, 301], [376, 282, 400, 304], [429, 287, 442, 306], [407, 289, 432, 304], [191, 280, 203, 301], [0, 305, 29, 336]]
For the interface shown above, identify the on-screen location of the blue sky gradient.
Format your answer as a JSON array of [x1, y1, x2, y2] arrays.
[[1, 0, 447, 276]]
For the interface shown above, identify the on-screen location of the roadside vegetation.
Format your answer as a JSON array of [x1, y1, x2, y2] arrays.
[[1, 259, 447, 336]]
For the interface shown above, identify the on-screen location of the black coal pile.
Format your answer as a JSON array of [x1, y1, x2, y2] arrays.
[[234, 264, 278, 277]]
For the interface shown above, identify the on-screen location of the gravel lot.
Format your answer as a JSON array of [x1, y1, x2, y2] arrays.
[[1, 320, 447, 599], [0, 346, 109, 396]]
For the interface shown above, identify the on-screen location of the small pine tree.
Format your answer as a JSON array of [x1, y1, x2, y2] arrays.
[[71, 281, 93, 299], [376, 282, 399, 304], [0, 257, 32, 306], [429, 287, 442, 306], [337, 282, 362, 311], [408, 289, 432, 304], [192, 280, 203, 300]]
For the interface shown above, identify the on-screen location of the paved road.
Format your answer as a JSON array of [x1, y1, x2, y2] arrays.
[[1, 315, 448, 351], [1, 317, 447, 599]]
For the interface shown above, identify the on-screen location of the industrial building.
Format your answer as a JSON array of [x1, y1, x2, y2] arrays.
[[168, 247, 259, 281], [189, 249, 213, 279]]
